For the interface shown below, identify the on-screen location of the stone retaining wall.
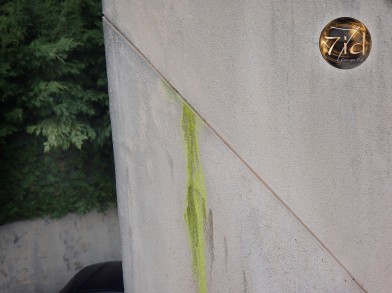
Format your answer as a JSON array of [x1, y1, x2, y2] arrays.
[[0, 208, 121, 293]]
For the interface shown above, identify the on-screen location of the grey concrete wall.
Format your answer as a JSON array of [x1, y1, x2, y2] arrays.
[[104, 1, 392, 292], [0, 208, 121, 293]]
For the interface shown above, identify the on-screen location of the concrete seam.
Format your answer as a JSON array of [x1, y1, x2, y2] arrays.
[[102, 15, 367, 293]]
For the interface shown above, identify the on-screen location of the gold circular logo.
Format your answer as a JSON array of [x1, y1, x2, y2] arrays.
[[319, 17, 372, 69]]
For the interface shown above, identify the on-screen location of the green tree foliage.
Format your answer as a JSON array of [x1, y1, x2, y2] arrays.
[[0, 0, 116, 224]]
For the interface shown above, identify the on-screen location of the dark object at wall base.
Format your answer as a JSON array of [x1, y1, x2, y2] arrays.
[[59, 261, 124, 293]]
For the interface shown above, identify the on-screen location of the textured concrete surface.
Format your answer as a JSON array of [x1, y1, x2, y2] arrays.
[[105, 21, 363, 293], [0, 208, 121, 293], [103, 1, 392, 292]]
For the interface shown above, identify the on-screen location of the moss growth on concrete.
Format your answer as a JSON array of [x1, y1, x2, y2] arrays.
[[162, 81, 208, 293], [162, 81, 180, 102], [182, 104, 208, 293]]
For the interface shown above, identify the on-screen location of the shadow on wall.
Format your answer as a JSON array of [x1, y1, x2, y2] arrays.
[[0, 208, 121, 293]]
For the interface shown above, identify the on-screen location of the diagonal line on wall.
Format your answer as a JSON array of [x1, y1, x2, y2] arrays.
[[102, 15, 367, 293]]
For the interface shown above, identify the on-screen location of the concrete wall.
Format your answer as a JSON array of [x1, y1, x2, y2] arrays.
[[103, 1, 392, 292], [0, 208, 121, 293]]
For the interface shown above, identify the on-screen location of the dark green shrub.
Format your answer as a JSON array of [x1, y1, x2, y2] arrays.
[[0, 135, 116, 224], [0, 0, 116, 224]]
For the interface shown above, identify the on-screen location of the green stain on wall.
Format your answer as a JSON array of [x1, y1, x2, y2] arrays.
[[161, 82, 208, 293], [182, 104, 208, 293], [162, 81, 180, 103]]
